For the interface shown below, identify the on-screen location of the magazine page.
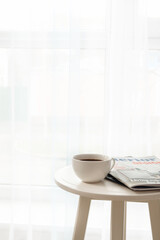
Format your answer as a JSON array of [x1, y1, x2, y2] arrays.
[[108, 156, 160, 190]]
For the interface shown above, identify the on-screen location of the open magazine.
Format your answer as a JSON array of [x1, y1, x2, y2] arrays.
[[106, 156, 160, 191]]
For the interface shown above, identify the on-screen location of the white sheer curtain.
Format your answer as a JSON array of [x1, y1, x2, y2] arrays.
[[104, 0, 149, 157], [0, 0, 156, 239]]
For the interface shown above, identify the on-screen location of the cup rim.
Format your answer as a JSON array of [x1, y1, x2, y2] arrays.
[[73, 153, 110, 162]]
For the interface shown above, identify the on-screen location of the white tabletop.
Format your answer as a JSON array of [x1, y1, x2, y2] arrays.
[[55, 166, 160, 201]]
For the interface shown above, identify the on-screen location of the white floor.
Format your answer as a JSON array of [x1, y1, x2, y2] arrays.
[[0, 224, 153, 240], [56, 229, 152, 240]]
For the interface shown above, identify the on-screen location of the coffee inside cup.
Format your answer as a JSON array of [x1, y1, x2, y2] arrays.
[[79, 159, 103, 161]]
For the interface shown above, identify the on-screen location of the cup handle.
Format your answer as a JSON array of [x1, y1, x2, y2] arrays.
[[110, 158, 115, 170]]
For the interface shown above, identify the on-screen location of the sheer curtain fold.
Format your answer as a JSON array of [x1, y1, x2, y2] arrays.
[[67, 0, 81, 163], [105, 0, 149, 156]]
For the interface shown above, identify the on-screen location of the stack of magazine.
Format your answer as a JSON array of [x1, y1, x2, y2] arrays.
[[106, 156, 160, 191]]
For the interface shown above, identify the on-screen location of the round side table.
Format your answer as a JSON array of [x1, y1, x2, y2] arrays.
[[55, 166, 160, 240]]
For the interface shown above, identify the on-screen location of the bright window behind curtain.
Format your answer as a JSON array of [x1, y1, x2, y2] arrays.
[[0, 0, 159, 239], [0, 0, 108, 188]]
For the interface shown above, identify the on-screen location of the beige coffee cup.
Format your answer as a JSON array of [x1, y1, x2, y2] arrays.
[[72, 153, 115, 183]]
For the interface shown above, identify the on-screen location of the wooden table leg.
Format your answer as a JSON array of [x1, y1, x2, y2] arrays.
[[110, 201, 127, 240], [148, 199, 160, 240], [72, 196, 91, 240]]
